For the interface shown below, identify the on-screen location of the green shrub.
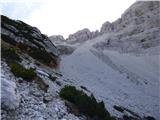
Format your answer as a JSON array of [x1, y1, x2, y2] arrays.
[[18, 44, 58, 67], [60, 85, 115, 120], [18, 43, 58, 67], [11, 63, 37, 81], [28, 47, 53, 65], [1, 47, 21, 63]]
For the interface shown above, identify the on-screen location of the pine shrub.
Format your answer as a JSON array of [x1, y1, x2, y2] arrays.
[[1, 47, 21, 63], [11, 63, 37, 81], [60, 85, 115, 120]]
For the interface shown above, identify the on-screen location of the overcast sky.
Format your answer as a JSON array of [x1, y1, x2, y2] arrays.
[[1, 0, 136, 38]]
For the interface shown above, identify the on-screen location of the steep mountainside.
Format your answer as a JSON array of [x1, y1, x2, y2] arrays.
[[1, 15, 84, 120], [50, 1, 160, 54], [50, 1, 160, 120], [1, 15, 59, 56], [1, 1, 160, 120], [98, 1, 160, 53]]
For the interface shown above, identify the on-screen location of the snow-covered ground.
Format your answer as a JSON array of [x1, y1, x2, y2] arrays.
[[59, 34, 160, 119]]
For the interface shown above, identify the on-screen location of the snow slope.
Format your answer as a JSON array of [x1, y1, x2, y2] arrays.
[[59, 34, 160, 119]]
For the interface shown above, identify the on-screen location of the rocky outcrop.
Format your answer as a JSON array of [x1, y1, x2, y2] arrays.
[[49, 35, 66, 45], [49, 35, 76, 55], [100, 1, 160, 34], [66, 28, 99, 44], [49, 1, 159, 52], [1, 79, 19, 110], [95, 1, 160, 53], [50, 29, 99, 46], [49, 29, 100, 55], [1, 63, 20, 111], [56, 45, 76, 55], [1, 15, 59, 57]]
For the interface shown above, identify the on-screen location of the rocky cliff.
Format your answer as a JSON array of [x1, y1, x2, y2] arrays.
[[101, 1, 160, 33], [50, 28, 99, 45], [51, 1, 160, 120], [1, 15, 59, 57], [50, 1, 160, 54], [97, 1, 160, 53], [66, 28, 99, 44]]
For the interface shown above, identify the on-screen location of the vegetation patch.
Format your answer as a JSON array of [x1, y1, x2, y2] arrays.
[[28, 47, 57, 67], [2, 37, 58, 67], [1, 15, 58, 68], [60, 85, 116, 120], [11, 63, 37, 81], [1, 47, 21, 64], [17, 43, 58, 67], [64, 101, 80, 116], [10, 63, 48, 92]]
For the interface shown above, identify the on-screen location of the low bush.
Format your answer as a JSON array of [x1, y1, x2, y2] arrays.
[[1, 47, 21, 63], [11, 63, 37, 81], [18, 43, 58, 67], [11, 63, 48, 91], [28, 47, 55, 66], [60, 85, 116, 120]]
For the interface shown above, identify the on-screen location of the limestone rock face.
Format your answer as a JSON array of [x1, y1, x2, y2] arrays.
[[49, 35, 65, 45], [49, 1, 160, 56], [49, 29, 100, 55], [58, 2, 160, 120], [1, 63, 20, 111], [66, 28, 99, 44], [101, 21, 113, 33], [100, 1, 160, 34], [96, 1, 160, 53], [1, 78, 20, 110], [1, 15, 59, 57]]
